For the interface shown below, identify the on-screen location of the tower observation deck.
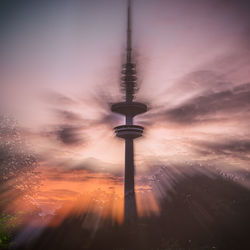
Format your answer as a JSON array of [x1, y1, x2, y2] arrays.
[[111, 0, 147, 223]]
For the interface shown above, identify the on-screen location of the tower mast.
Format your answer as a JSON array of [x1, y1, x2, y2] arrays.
[[111, 0, 147, 223], [127, 0, 132, 63]]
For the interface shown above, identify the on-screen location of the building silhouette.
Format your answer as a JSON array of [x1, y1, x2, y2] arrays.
[[111, 0, 147, 223]]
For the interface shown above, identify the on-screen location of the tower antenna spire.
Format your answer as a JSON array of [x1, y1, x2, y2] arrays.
[[127, 0, 132, 63], [122, 0, 137, 103]]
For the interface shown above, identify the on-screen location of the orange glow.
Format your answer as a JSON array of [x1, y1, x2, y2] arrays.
[[4, 165, 160, 228], [37, 167, 124, 225]]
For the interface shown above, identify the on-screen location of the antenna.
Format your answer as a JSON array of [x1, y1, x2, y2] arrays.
[[127, 0, 132, 63], [122, 0, 137, 103]]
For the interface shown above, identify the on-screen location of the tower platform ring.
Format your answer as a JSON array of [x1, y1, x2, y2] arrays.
[[114, 125, 144, 139], [111, 102, 147, 117]]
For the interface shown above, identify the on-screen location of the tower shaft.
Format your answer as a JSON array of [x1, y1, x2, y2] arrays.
[[124, 138, 137, 221]]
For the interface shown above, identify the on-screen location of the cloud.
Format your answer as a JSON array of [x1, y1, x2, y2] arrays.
[[53, 109, 86, 124], [97, 113, 122, 128], [70, 157, 122, 177], [43, 89, 122, 128], [193, 139, 250, 160], [140, 82, 250, 126], [41, 189, 80, 199], [42, 91, 78, 107], [167, 82, 250, 124], [171, 70, 231, 95], [37, 90, 120, 148], [56, 125, 85, 146]]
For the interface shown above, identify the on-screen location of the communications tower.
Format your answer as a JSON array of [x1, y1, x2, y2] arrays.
[[111, 0, 147, 222]]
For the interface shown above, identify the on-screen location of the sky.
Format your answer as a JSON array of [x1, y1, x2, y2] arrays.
[[1, 0, 250, 222]]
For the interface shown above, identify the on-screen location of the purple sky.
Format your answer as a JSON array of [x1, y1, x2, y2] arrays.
[[1, 0, 250, 216]]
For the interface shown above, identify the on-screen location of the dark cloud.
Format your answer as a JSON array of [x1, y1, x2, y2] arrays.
[[56, 125, 85, 146], [167, 82, 250, 124], [193, 139, 250, 160], [141, 82, 250, 126]]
